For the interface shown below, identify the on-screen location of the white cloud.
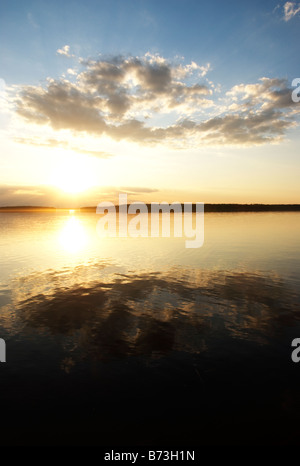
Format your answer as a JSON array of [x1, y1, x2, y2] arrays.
[[0, 78, 6, 95], [67, 68, 77, 76], [283, 2, 300, 21], [56, 45, 74, 58]]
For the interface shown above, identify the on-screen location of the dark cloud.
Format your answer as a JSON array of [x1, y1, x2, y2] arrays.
[[17, 80, 108, 133], [133, 60, 172, 93], [196, 109, 294, 145]]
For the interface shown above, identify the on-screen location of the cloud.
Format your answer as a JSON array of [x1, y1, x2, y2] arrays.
[[283, 2, 300, 21], [14, 137, 113, 158], [0, 184, 160, 208], [0, 78, 6, 96], [0, 77, 11, 129], [27, 12, 39, 29], [119, 187, 159, 194], [17, 80, 108, 132], [78, 54, 212, 118], [0, 185, 59, 207], [67, 68, 77, 76], [56, 45, 74, 57], [14, 53, 300, 147], [13, 266, 298, 358]]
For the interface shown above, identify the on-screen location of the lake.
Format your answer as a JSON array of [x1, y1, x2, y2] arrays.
[[0, 211, 299, 445]]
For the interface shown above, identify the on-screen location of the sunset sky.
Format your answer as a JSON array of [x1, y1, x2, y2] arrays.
[[0, 0, 300, 207]]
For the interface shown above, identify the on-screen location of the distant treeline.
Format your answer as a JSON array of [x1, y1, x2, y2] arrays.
[[0, 204, 300, 213], [81, 204, 300, 213], [201, 204, 300, 212]]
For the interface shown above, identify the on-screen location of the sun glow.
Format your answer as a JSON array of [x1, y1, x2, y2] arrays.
[[50, 152, 98, 193], [58, 216, 88, 254]]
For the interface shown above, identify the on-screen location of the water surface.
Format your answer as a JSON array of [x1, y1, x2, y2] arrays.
[[0, 211, 299, 445]]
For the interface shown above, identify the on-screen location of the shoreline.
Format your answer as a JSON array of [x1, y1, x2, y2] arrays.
[[0, 204, 300, 213]]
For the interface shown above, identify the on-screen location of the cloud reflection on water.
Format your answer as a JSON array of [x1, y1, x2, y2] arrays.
[[4, 263, 298, 370]]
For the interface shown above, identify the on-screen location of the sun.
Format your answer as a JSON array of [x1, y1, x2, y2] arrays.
[[50, 152, 98, 193]]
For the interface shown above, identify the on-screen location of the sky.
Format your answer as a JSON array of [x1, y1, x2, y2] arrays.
[[0, 0, 300, 207]]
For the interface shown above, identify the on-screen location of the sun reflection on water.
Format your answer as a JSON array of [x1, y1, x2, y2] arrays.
[[58, 216, 88, 254]]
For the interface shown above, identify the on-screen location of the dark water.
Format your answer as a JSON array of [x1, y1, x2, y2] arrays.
[[0, 211, 299, 445]]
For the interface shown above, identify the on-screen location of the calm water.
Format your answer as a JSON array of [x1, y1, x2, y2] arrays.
[[0, 211, 300, 445]]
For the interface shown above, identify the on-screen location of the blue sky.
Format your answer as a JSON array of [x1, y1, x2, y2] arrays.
[[0, 0, 300, 206], [1, 0, 299, 85]]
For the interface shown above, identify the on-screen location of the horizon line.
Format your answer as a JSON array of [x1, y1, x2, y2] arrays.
[[0, 203, 300, 213]]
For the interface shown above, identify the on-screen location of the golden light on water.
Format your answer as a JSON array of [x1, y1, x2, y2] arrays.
[[58, 216, 89, 254]]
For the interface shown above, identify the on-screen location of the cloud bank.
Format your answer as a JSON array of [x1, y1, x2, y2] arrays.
[[14, 52, 299, 148]]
